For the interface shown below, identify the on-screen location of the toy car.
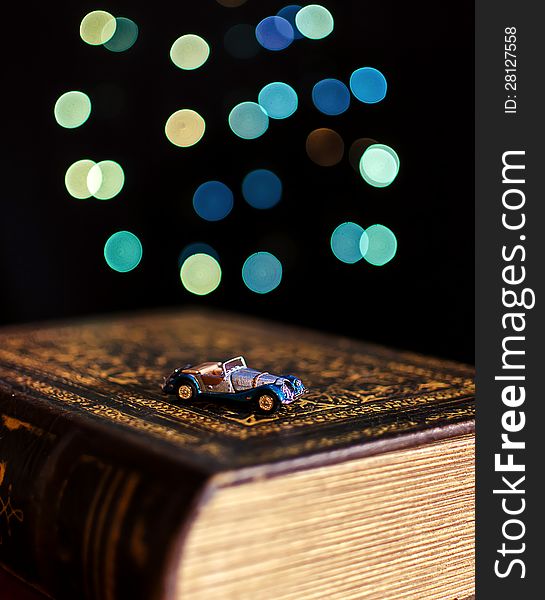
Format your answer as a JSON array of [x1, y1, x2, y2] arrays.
[[162, 356, 307, 414]]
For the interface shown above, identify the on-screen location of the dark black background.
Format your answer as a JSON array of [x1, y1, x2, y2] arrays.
[[1, 0, 474, 363]]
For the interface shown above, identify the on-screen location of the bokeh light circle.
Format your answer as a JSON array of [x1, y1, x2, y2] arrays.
[[295, 5, 334, 40], [350, 67, 387, 104], [242, 252, 283, 294], [258, 82, 298, 119], [312, 78, 350, 116], [305, 128, 344, 166], [178, 243, 219, 268], [224, 24, 260, 59], [103, 17, 139, 52], [86, 164, 102, 195], [193, 181, 234, 221], [348, 138, 378, 171], [65, 160, 96, 199], [180, 253, 222, 296], [277, 5, 304, 40], [331, 222, 367, 264], [170, 34, 210, 70], [242, 169, 282, 209], [104, 231, 143, 273], [362, 224, 397, 266], [229, 102, 269, 139], [165, 109, 206, 147], [216, 0, 248, 6], [255, 16, 294, 51], [87, 161, 125, 200], [54, 91, 91, 129], [80, 11, 117, 46], [359, 144, 400, 187]]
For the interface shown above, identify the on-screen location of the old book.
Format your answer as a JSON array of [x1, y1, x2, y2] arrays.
[[0, 310, 475, 600]]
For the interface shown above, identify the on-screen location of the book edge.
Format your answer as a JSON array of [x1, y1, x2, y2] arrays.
[[165, 421, 475, 600], [160, 476, 219, 600], [211, 419, 475, 487]]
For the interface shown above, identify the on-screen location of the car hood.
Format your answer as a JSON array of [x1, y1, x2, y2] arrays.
[[230, 368, 307, 400], [231, 368, 281, 391]]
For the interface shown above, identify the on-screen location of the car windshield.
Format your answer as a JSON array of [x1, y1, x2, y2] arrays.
[[222, 356, 246, 374]]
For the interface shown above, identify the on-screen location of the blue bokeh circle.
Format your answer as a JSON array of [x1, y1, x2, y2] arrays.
[[193, 181, 234, 221], [255, 16, 294, 51], [242, 169, 282, 209], [349, 67, 387, 104], [312, 78, 351, 115], [277, 5, 304, 40], [258, 82, 298, 119], [242, 252, 283, 294]]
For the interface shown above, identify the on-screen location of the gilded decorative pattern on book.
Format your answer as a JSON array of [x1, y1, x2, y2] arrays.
[[0, 311, 474, 468]]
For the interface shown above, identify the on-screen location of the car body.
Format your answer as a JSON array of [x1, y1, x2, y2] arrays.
[[162, 356, 307, 414]]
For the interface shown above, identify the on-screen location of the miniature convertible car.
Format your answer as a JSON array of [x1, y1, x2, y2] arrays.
[[162, 356, 306, 414]]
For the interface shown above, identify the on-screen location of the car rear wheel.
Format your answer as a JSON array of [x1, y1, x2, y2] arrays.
[[255, 392, 279, 415], [175, 380, 196, 402]]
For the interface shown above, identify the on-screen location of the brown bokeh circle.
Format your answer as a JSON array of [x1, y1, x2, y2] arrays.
[[305, 128, 345, 167], [216, 0, 248, 7]]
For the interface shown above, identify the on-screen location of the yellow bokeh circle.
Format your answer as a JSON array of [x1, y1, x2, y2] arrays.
[[80, 10, 117, 45], [165, 109, 206, 147], [170, 34, 210, 70]]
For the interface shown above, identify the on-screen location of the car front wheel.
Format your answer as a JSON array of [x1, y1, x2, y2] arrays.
[[255, 391, 279, 415], [175, 380, 196, 402]]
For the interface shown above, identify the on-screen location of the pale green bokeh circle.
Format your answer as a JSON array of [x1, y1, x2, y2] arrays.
[[80, 10, 117, 45], [65, 159, 96, 199], [362, 224, 397, 266], [228, 102, 269, 139], [180, 253, 222, 295], [170, 34, 210, 70], [87, 161, 125, 200], [359, 144, 400, 188], [54, 91, 91, 129], [295, 5, 334, 40]]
